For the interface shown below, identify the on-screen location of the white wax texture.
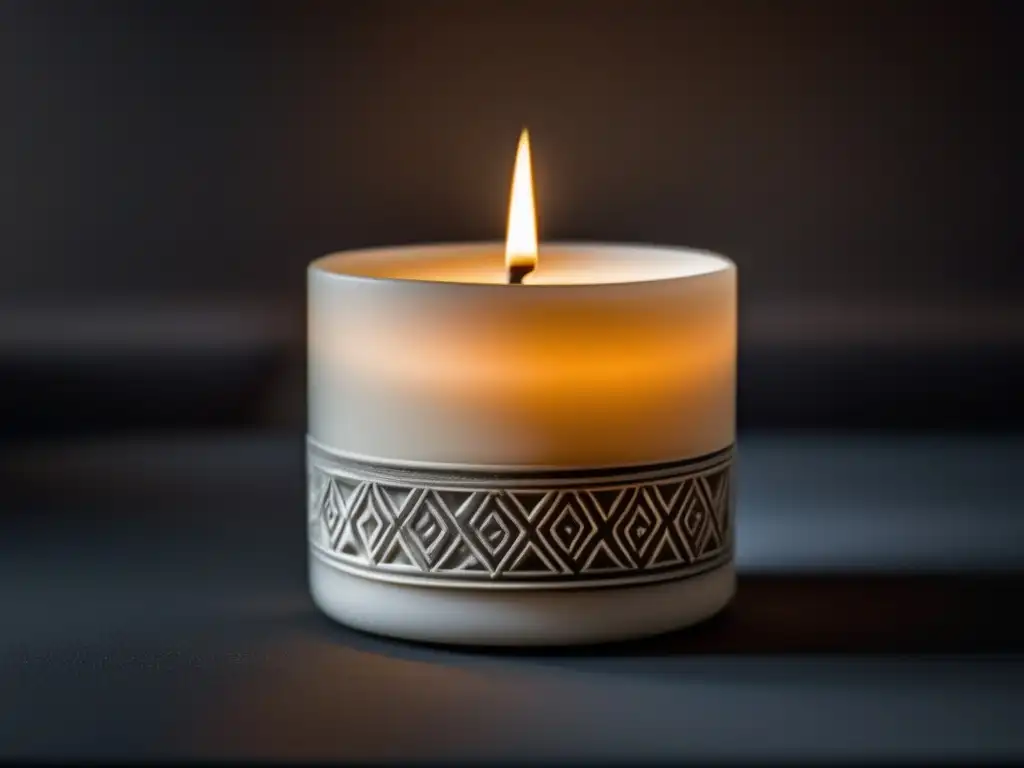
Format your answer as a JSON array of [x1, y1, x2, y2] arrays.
[[308, 243, 736, 469]]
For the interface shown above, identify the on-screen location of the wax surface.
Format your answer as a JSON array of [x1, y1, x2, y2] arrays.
[[313, 242, 727, 285], [308, 242, 736, 468]]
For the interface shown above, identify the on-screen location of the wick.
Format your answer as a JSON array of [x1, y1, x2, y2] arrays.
[[507, 264, 534, 285]]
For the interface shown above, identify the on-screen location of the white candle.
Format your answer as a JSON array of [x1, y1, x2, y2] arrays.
[[307, 131, 737, 645], [308, 242, 734, 468]]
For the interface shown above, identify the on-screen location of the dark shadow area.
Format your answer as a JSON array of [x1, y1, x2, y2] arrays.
[[601, 573, 1024, 656], [301, 573, 1024, 664]]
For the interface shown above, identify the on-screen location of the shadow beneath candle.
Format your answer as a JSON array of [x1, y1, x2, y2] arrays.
[[300, 573, 1024, 664], [590, 572, 1024, 656]]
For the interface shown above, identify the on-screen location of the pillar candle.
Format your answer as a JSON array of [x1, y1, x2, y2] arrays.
[[306, 132, 737, 646]]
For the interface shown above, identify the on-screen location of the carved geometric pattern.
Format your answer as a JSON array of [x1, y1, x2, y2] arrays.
[[307, 439, 734, 590]]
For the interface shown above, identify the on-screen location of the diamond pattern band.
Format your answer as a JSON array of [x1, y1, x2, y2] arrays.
[[308, 440, 734, 590]]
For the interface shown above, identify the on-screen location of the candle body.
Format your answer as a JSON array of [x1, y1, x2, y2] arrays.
[[308, 243, 735, 469], [307, 242, 737, 645]]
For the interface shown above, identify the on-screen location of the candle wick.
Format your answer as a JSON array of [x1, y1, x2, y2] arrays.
[[507, 264, 534, 285]]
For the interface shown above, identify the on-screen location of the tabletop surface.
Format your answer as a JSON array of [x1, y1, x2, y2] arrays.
[[2, 432, 1023, 762]]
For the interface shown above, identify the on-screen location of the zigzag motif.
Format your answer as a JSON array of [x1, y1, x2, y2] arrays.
[[308, 442, 734, 589]]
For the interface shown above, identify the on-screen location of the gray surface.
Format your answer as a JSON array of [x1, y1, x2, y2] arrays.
[[2, 433, 1023, 762]]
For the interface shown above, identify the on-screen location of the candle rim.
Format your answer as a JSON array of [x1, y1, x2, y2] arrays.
[[309, 240, 735, 289]]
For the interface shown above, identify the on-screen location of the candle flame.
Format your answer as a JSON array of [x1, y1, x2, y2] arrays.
[[505, 128, 537, 279]]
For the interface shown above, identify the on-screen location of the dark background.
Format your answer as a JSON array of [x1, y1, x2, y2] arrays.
[[1, 0, 1021, 438], [3, 4, 1023, 761]]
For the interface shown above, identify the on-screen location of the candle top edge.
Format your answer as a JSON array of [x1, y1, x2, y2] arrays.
[[308, 241, 735, 288]]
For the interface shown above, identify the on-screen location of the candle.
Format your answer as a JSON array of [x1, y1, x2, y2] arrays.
[[308, 131, 737, 645]]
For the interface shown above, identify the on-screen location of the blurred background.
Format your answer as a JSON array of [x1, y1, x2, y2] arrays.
[[3, 7, 1023, 761], [1, 0, 1021, 441]]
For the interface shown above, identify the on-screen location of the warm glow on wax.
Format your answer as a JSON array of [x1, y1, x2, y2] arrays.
[[505, 129, 537, 282]]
